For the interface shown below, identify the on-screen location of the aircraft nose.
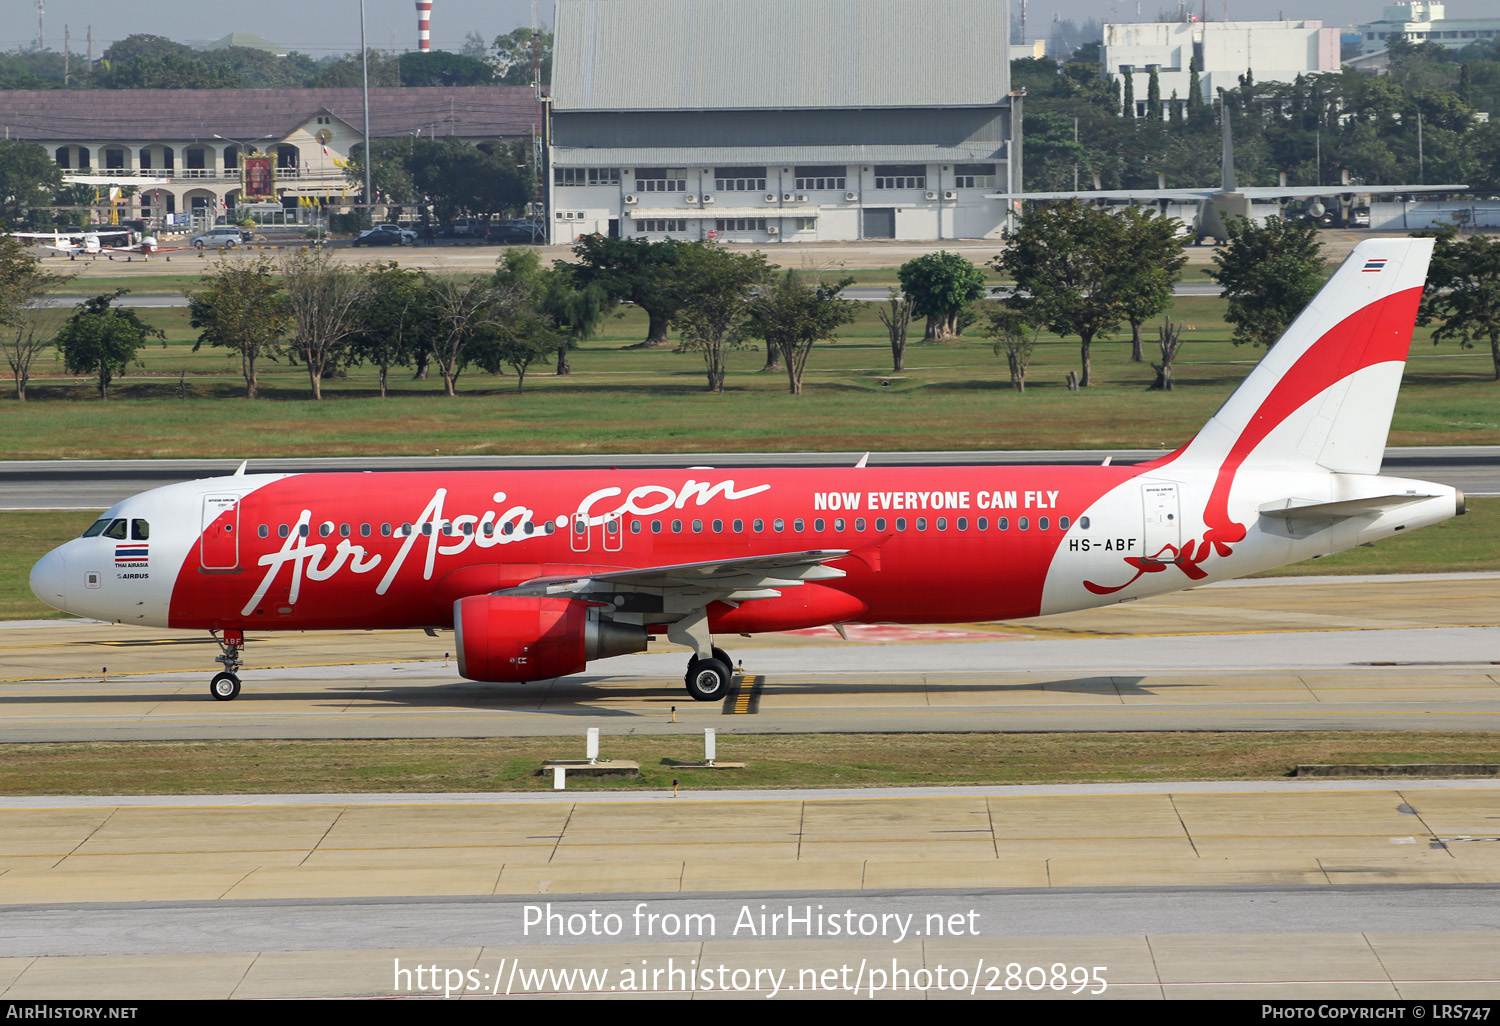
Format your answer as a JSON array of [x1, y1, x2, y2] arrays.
[[29, 546, 69, 612]]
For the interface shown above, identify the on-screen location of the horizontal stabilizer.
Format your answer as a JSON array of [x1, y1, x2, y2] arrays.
[[1258, 494, 1436, 521]]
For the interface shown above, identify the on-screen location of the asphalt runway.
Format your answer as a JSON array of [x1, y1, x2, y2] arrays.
[[2, 445, 1495, 510], [4, 573, 1498, 741]]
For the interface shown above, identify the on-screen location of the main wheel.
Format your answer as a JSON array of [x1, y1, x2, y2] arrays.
[[684, 657, 732, 702], [210, 671, 241, 701], [711, 646, 732, 669]]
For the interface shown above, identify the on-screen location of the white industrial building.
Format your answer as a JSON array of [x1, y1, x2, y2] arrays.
[[1356, 2, 1500, 55], [546, 0, 1021, 245], [1102, 19, 1341, 118]]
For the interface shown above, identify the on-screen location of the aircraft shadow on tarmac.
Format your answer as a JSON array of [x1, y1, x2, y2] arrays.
[[3, 674, 1179, 711]]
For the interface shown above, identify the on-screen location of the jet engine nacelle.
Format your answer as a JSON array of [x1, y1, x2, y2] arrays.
[[453, 595, 647, 683]]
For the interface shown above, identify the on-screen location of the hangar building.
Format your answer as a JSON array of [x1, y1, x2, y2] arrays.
[[547, 0, 1020, 245]]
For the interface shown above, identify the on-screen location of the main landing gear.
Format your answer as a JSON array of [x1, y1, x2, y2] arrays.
[[210, 628, 244, 701], [684, 646, 735, 703]]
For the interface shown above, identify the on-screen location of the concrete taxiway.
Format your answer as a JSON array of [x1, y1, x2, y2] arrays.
[[3, 573, 1498, 740], [1, 782, 1498, 998]]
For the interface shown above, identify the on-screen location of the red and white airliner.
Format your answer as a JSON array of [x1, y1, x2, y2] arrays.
[[30, 238, 1464, 703]]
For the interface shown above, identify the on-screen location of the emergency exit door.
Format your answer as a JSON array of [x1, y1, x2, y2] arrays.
[[200, 495, 240, 571], [1141, 483, 1180, 558]]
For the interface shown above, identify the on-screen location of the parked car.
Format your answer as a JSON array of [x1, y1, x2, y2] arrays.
[[190, 227, 245, 249], [486, 219, 545, 245], [351, 224, 417, 247]]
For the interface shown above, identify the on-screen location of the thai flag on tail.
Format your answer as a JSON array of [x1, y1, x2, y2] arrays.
[[1362, 258, 1388, 272]]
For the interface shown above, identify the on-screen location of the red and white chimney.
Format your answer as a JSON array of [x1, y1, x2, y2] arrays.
[[416, 1, 433, 51]]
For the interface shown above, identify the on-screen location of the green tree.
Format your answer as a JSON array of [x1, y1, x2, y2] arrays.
[[427, 277, 504, 396], [1208, 216, 1326, 349], [0, 139, 64, 226], [666, 244, 772, 393], [897, 251, 989, 340], [741, 270, 857, 395], [493, 28, 553, 86], [876, 288, 916, 373], [54, 290, 165, 399], [0, 235, 73, 400], [1122, 67, 1135, 117], [471, 306, 566, 393], [309, 51, 400, 88], [348, 264, 440, 396], [568, 236, 691, 346], [1418, 225, 1500, 380], [993, 202, 1130, 387], [281, 248, 368, 400], [408, 138, 528, 220], [187, 256, 289, 399], [398, 50, 496, 87], [983, 303, 1039, 393], [1114, 206, 1189, 361]]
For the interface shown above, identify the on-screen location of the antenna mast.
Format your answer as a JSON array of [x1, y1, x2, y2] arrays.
[[35, 1, 45, 52]]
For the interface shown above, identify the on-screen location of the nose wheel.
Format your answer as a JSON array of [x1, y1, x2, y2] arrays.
[[210, 671, 241, 701], [210, 628, 246, 701]]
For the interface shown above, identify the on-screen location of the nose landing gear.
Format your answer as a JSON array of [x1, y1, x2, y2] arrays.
[[210, 628, 244, 701]]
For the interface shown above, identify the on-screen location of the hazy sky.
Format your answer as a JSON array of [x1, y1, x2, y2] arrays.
[[1, 0, 1470, 55]]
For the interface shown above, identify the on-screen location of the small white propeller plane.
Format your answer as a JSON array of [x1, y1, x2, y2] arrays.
[[10, 228, 134, 257]]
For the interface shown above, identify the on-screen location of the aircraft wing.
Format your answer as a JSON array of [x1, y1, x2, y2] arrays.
[[498, 549, 850, 601], [1236, 184, 1468, 199], [988, 189, 1216, 202]]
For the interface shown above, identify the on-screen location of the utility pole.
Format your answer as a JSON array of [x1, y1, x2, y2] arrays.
[[64, 25, 69, 85], [35, 1, 44, 52], [1417, 110, 1424, 183], [360, 0, 373, 226]]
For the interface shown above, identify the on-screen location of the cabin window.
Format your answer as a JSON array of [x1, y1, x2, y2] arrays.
[[834, 518, 845, 531], [997, 517, 1009, 531], [258, 525, 268, 538], [896, 517, 907, 531], [652, 520, 662, 533], [299, 524, 310, 538], [421, 523, 432, 536], [1019, 517, 1030, 530], [957, 517, 966, 530], [978, 517, 988, 530], [936, 517, 946, 531], [773, 518, 785, 532], [794, 519, 805, 532], [461, 522, 473, 536], [916, 517, 927, 531], [545, 521, 557, 535], [1079, 516, 1090, 529], [1059, 516, 1070, 530], [362, 524, 372, 537], [631, 520, 642, 534], [671, 519, 683, 533], [502, 522, 515, 535], [320, 523, 333, 538], [855, 518, 866, 531], [1039, 517, 1049, 531], [692, 519, 703, 533], [279, 524, 290, 539], [875, 518, 886, 531], [524, 521, 535, 534], [341, 523, 351, 537], [733, 519, 744, 533], [814, 518, 825, 532], [712, 519, 723, 533], [754, 519, 765, 532]]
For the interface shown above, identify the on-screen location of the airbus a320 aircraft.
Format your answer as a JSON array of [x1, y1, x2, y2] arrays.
[[30, 239, 1463, 703]]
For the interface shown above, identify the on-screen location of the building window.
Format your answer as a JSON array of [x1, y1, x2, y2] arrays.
[[794, 166, 847, 190], [794, 217, 816, 232], [714, 166, 767, 191], [635, 167, 687, 192], [554, 167, 621, 186], [873, 164, 925, 189], [715, 218, 767, 232], [953, 163, 996, 189], [636, 219, 687, 233]]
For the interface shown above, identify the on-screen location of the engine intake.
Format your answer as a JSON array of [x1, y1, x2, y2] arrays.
[[454, 595, 647, 683]]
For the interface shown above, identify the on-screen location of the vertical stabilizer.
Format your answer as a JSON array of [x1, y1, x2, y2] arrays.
[[1166, 237, 1433, 476]]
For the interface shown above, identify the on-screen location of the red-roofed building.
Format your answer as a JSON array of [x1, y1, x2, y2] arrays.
[[0, 86, 543, 225]]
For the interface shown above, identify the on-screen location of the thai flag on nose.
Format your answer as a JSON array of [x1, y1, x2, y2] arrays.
[[1361, 258, 1388, 272], [115, 544, 148, 561]]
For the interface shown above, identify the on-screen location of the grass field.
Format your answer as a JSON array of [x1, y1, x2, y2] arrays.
[[1, 732, 1493, 794], [1, 500, 1491, 621], [4, 295, 1498, 459]]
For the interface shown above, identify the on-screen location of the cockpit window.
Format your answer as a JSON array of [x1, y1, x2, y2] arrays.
[[131, 519, 150, 541], [102, 519, 127, 540], [82, 519, 111, 538]]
